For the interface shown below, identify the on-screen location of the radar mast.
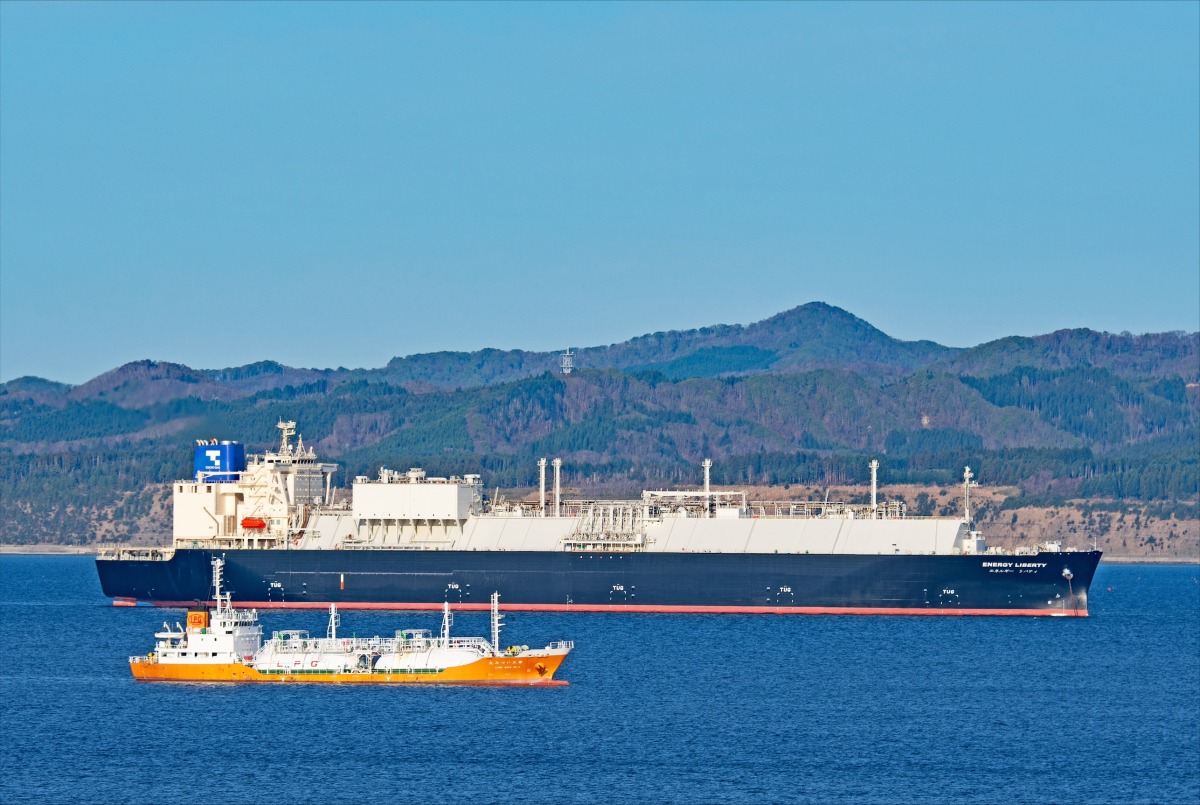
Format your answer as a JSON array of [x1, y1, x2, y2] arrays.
[[277, 420, 296, 454]]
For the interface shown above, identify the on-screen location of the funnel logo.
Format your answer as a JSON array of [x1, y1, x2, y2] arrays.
[[204, 449, 222, 469]]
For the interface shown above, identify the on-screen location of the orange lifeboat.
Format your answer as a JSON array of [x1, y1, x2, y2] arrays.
[[241, 517, 267, 529]]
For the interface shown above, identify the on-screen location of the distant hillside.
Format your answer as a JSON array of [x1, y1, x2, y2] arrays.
[[0, 301, 1196, 545], [567, 302, 954, 377], [939, 329, 1200, 381], [377, 302, 960, 387]]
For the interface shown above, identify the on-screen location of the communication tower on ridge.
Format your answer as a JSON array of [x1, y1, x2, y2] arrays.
[[560, 348, 574, 375]]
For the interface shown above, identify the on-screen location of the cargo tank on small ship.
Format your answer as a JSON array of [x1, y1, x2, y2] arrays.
[[97, 420, 1101, 616]]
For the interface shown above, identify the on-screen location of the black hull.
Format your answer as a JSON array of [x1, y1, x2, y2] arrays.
[[96, 549, 1102, 616]]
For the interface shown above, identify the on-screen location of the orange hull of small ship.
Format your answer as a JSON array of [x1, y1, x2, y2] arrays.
[[129, 653, 568, 686]]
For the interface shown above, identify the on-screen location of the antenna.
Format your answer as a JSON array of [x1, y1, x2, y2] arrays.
[[560, 348, 574, 375]]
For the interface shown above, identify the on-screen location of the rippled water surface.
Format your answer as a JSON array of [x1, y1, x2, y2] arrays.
[[0, 556, 1197, 804]]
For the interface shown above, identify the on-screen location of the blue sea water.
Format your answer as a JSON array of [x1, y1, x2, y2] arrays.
[[0, 557, 1196, 805]]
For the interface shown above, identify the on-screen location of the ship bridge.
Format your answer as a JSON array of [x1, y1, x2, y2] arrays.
[[172, 421, 347, 550]]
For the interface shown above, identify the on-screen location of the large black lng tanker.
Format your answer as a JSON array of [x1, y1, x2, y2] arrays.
[[96, 422, 1101, 616]]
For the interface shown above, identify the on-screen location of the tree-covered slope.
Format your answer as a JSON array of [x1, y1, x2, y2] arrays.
[[938, 329, 1200, 382], [1, 302, 1195, 544]]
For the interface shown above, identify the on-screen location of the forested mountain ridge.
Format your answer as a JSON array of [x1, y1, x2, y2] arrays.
[[1, 302, 1196, 545], [937, 329, 1200, 381]]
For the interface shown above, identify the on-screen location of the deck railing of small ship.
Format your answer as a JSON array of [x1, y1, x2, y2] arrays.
[[264, 633, 496, 655]]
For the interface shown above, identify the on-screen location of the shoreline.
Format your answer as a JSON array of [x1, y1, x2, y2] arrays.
[[1095, 555, 1199, 565], [0, 545, 100, 555], [0, 544, 1195, 564]]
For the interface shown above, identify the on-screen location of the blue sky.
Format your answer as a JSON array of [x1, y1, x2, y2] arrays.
[[2, 1, 1197, 385]]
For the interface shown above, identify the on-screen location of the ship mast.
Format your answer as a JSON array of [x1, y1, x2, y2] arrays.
[[491, 592, 503, 654], [326, 603, 340, 640], [440, 601, 453, 647], [553, 458, 562, 518], [277, 419, 296, 454], [703, 459, 712, 518], [538, 458, 547, 517], [870, 459, 879, 515], [962, 466, 978, 525], [211, 557, 231, 613]]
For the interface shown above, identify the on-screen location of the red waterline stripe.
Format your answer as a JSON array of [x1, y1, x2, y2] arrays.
[[141, 600, 1087, 617]]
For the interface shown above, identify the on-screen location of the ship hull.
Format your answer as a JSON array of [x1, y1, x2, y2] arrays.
[[130, 654, 568, 685], [98, 549, 1102, 616]]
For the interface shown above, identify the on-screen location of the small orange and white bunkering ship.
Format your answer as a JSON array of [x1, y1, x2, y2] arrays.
[[129, 559, 572, 685]]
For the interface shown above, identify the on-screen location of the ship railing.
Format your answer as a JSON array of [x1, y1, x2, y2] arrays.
[[742, 512, 959, 521], [339, 539, 458, 550], [745, 501, 910, 520], [482, 500, 621, 518], [315, 636, 396, 653], [395, 636, 432, 651], [445, 637, 491, 652], [547, 641, 574, 651], [562, 532, 645, 552], [97, 546, 175, 561], [267, 634, 402, 652], [561, 544, 645, 553]]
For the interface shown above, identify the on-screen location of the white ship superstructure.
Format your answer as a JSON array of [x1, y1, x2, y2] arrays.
[[98, 420, 1100, 616], [164, 420, 996, 558], [174, 421, 355, 550]]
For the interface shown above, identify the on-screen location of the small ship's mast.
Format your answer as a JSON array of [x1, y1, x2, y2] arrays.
[[440, 601, 453, 646], [211, 557, 231, 612], [326, 603, 340, 640], [491, 592, 504, 653], [560, 348, 574, 375], [962, 466, 978, 524]]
